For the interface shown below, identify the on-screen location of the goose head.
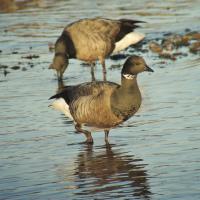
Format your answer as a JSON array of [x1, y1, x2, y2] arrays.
[[122, 55, 153, 77], [49, 38, 69, 81]]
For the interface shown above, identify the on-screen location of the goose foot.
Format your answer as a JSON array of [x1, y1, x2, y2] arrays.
[[75, 123, 94, 144], [85, 137, 94, 144]]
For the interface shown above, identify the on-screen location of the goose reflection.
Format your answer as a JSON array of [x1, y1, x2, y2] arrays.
[[73, 144, 151, 199]]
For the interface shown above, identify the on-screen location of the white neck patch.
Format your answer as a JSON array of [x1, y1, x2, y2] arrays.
[[122, 74, 136, 80]]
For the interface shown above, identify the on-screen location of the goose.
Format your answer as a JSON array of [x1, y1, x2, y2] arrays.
[[49, 55, 153, 144], [49, 18, 145, 81]]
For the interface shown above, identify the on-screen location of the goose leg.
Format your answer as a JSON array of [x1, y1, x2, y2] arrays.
[[104, 130, 110, 144], [90, 63, 96, 81], [57, 79, 65, 93], [99, 58, 107, 81], [57, 70, 63, 82], [75, 124, 93, 144]]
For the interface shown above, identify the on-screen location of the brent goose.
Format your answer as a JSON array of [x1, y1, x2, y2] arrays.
[[49, 55, 153, 144], [49, 18, 145, 81]]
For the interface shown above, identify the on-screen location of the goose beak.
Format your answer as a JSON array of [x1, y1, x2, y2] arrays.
[[145, 65, 154, 72]]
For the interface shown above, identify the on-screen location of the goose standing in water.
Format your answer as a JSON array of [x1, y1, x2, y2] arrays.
[[49, 55, 153, 144], [49, 18, 145, 81]]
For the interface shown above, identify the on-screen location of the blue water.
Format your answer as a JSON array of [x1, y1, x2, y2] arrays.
[[0, 0, 200, 199]]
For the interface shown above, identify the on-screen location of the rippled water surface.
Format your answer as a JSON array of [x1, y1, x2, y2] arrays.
[[0, 0, 200, 199]]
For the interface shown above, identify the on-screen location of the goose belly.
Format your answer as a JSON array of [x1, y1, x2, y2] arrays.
[[71, 99, 122, 129]]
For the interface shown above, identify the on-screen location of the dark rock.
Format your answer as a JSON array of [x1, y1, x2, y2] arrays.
[[11, 66, 20, 70], [22, 55, 39, 59], [22, 67, 27, 71], [12, 51, 19, 54], [110, 54, 130, 60], [173, 52, 188, 57], [0, 64, 8, 69], [185, 28, 191, 33], [159, 53, 176, 60]]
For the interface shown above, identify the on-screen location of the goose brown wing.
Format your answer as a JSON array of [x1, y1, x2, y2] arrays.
[[49, 81, 119, 105], [49, 81, 120, 126], [66, 18, 144, 44], [66, 18, 120, 39]]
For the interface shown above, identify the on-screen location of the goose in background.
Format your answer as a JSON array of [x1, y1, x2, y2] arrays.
[[49, 55, 153, 144], [49, 18, 145, 81]]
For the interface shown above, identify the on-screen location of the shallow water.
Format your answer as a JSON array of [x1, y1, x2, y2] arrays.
[[0, 0, 200, 199]]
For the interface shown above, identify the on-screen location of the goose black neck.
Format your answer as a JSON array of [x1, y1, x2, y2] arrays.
[[121, 74, 138, 90], [59, 32, 76, 58]]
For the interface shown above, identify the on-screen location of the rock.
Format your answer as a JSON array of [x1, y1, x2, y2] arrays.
[[3, 69, 10, 76], [162, 39, 175, 51], [189, 41, 200, 53], [186, 31, 200, 40], [159, 53, 176, 60], [149, 41, 163, 53], [185, 28, 191, 33]]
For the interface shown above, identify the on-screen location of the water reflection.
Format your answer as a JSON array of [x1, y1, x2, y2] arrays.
[[0, 0, 46, 13], [56, 65, 97, 94], [72, 144, 151, 199]]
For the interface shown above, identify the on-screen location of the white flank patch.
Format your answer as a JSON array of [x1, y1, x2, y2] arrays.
[[49, 98, 74, 120], [112, 32, 145, 53]]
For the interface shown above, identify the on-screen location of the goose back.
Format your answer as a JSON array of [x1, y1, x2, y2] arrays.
[[61, 18, 143, 61]]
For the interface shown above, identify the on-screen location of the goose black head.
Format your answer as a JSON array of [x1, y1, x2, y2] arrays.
[[122, 55, 153, 77], [49, 37, 69, 81]]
